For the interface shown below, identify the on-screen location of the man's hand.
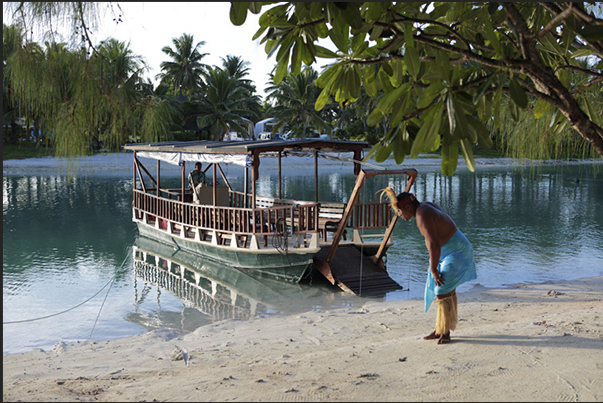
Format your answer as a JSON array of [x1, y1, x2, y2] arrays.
[[433, 272, 445, 287]]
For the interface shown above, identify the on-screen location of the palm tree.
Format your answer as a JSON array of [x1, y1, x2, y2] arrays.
[[195, 67, 256, 141], [219, 55, 262, 126], [157, 33, 208, 97], [265, 66, 330, 139]]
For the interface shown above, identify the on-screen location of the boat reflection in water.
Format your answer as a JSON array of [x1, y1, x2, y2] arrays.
[[128, 236, 370, 333]]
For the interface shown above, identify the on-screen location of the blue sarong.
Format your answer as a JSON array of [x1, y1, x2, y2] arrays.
[[424, 229, 477, 312]]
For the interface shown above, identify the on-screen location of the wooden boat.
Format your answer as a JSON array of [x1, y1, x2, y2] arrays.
[[123, 139, 417, 293]]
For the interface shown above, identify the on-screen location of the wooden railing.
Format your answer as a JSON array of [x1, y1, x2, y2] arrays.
[[230, 190, 393, 230], [133, 189, 319, 235], [349, 202, 393, 229]]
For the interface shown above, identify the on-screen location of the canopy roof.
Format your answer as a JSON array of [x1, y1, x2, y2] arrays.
[[123, 139, 368, 167]]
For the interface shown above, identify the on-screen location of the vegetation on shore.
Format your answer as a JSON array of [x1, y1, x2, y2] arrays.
[[3, 142, 55, 160]]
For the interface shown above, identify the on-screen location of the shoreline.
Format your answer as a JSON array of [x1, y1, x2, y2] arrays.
[[3, 152, 602, 178], [4, 275, 602, 402]]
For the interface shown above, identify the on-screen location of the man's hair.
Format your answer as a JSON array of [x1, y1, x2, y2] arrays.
[[397, 192, 420, 208], [195, 162, 202, 168]]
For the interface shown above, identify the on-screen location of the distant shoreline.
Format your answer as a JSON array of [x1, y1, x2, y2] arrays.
[[4, 151, 602, 178]]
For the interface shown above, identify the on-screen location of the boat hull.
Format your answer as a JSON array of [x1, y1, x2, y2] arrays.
[[136, 222, 315, 283]]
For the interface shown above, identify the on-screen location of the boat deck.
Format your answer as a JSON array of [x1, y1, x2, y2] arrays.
[[313, 245, 402, 297]]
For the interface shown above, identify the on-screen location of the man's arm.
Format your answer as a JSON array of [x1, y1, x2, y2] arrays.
[[416, 209, 445, 286]]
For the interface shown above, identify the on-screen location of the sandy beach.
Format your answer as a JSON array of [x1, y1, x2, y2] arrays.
[[3, 275, 602, 402]]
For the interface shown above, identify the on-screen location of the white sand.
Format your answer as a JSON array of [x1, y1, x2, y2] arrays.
[[4, 276, 602, 402]]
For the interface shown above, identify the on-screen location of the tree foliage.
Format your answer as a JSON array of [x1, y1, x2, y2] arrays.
[[195, 67, 258, 141], [5, 27, 177, 156], [156, 33, 209, 96], [231, 2, 603, 174], [265, 66, 331, 139]]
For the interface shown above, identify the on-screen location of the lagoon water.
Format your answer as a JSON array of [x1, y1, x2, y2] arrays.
[[3, 153, 603, 354]]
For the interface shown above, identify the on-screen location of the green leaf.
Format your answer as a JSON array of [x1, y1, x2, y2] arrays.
[[404, 47, 420, 79], [417, 82, 445, 109], [290, 42, 301, 76], [315, 45, 338, 58], [473, 75, 494, 104], [378, 69, 394, 93], [315, 66, 340, 88], [493, 83, 503, 129], [584, 98, 599, 125], [533, 99, 550, 119], [364, 141, 382, 162], [509, 77, 528, 109], [467, 115, 493, 149], [484, 19, 502, 56], [452, 96, 471, 141], [435, 51, 451, 82], [555, 68, 570, 89], [374, 140, 394, 162], [410, 102, 444, 158], [299, 41, 316, 65], [381, 62, 394, 77], [390, 59, 404, 88], [377, 83, 409, 113], [329, 24, 350, 53], [347, 67, 361, 100], [390, 92, 410, 128], [460, 138, 475, 172], [441, 142, 459, 176], [446, 94, 456, 134], [249, 2, 262, 14], [367, 107, 385, 127], [393, 126, 409, 164], [362, 65, 378, 97], [230, 2, 249, 26], [273, 48, 290, 84], [405, 23, 414, 48], [315, 87, 331, 111]]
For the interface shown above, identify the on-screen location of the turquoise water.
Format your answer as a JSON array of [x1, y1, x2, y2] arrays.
[[3, 154, 603, 354]]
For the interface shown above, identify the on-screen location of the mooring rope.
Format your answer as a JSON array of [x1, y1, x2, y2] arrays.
[[3, 248, 131, 325]]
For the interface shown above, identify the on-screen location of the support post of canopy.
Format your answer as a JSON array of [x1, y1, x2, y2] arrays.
[[252, 150, 260, 209], [181, 161, 185, 202], [157, 160, 161, 197], [212, 163, 217, 206], [244, 165, 248, 208], [132, 151, 136, 191], [278, 151, 282, 199], [314, 151, 318, 202]]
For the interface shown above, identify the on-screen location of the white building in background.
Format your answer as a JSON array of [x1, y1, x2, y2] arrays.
[[254, 118, 280, 140]]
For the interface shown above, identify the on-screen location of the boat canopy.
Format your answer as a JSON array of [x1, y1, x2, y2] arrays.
[[123, 139, 369, 168]]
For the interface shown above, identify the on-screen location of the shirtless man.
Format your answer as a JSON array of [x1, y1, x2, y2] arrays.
[[395, 191, 477, 345]]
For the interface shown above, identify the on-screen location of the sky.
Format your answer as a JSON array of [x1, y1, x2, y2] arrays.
[[93, 2, 275, 97]]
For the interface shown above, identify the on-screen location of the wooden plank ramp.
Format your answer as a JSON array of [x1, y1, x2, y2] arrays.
[[313, 245, 402, 297]]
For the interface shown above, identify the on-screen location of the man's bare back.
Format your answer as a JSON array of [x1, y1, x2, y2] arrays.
[[415, 202, 458, 247]]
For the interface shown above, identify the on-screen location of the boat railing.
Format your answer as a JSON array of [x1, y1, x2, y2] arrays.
[[230, 190, 393, 232], [349, 202, 393, 229], [133, 189, 319, 236]]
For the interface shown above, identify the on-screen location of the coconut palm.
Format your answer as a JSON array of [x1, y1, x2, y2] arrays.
[[218, 55, 262, 126], [265, 66, 330, 139], [195, 67, 256, 141], [157, 33, 208, 97]]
